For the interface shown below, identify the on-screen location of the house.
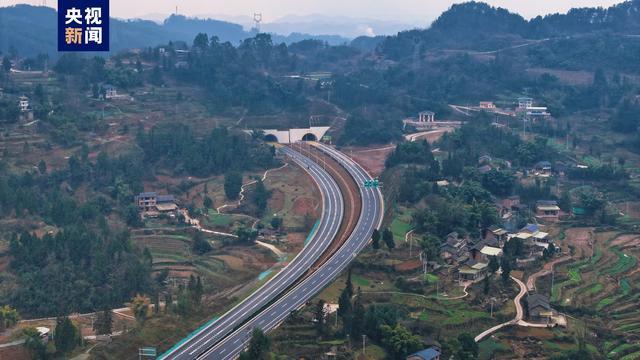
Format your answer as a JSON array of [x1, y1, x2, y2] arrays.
[[104, 84, 117, 99], [479, 101, 496, 109], [135, 192, 177, 212], [517, 97, 533, 109], [527, 294, 557, 322], [536, 200, 560, 222], [19, 96, 30, 112], [407, 346, 441, 360], [470, 238, 502, 261], [440, 232, 469, 265], [458, 259, 488, 281], [485, 225, 508, 246], [418, 111, 435, 123], [533, 161, 552, 177]]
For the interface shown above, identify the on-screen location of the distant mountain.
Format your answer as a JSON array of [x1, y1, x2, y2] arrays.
[[262, 14, 418, 38], [379, 0, 640, 58], [0, 5, 350, 58]]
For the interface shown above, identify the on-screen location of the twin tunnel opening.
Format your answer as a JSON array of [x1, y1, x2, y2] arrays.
[[263, 133, 318, 143]]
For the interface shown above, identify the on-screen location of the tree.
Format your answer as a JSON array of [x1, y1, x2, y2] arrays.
[[2, 57, 10, 73], [192, 231, 212, 255], [379, 324, 423, 359], [314, 299, 327, 337], [253, 179, 270, 216], [500, 257, 512, 284], [238, 328, 270, 360], [270, 217, 282, 230], [124, 204, 142, 227], [130, 294, 151, 324], [457, 333, 479, 359], [371, 229, 381, 249], [37, 159, 47, 175], [23, 327, 46, 359], [337, 270, 354, 334], [93, 308, 113, 335], [203, 196, 213, 209], [483, 275, 490, 294], [54, 317, 79, 355], [383, 228, 395, 250], [236, 226, 258, 244], [0, 305, 19, 331], [224, 171, 242, 200], [351, 287, 365, 338], [488, 256, 499, 274]]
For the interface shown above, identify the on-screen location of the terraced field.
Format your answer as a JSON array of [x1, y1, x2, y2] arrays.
[[550, 232, 640, 349], [131, 228, 278, 291]]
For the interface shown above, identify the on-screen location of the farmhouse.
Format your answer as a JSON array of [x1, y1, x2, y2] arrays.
[[527, 294, 557, 322], [135, 192, 177, 213], [19, 95, 29, 112], [104, 84, 117, 99], [536, 200, 561, 222], [517, 97, 533, 109]]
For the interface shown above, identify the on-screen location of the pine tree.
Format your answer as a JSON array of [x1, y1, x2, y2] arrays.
[[93, 309, 113, 335], [371, 229, 381, 250], [351, 287, 365, 337], [54, 317, 79, 355], [383, 228, 395, 250]]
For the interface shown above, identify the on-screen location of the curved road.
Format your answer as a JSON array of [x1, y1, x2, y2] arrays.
[[195, 143, 383, 359], [160, 146, 344, 360]]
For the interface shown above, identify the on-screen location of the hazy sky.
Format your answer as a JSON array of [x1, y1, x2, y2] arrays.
[[3, 0, 626, 22]]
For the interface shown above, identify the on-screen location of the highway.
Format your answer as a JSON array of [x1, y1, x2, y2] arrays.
[[160, 146, 345, 360], [196, 142, 383, 360]]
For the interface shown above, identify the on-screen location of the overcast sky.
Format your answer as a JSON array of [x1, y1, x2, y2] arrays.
[[2, 0, 626, 22]]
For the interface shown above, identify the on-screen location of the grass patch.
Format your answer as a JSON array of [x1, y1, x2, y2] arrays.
[[352, 275, 371, 287], [479, 338, 508, 360], [390, 217, 412, 243]]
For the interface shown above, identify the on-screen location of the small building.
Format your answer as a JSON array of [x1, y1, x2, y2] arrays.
[[517, 97, 533, 109], [407, 346, 441, 360], [458, 259, 488, 281], [440, 232, 469, 265], [135, 192, 177, 212], [533, 161, 552, 177], [526, 106, 551, 117], [536, 200, 560, 222], [418, 111, 435, 123], [104, 84, 117, 99], [485, 225, 508, 246], [19, 96, 30, 112], [479, 101, 496, 109], [527, 294, 557, 322]]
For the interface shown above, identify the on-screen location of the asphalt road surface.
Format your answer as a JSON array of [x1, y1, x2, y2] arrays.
[[196, 143, 383, 360], [160, 146, 344, 360]]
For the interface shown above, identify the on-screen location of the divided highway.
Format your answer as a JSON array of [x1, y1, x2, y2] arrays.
[[160, 146, 344, 360], [196, 143, 383, 360]]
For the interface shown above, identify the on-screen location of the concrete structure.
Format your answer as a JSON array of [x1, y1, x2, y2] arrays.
[[135, 192, 177, 212], [19, 96, 29, 112], [162, 143, 383, 360], [518, 97, 533, 109], [257, 126, 330, 144], [418, 111, 435, 122], [479, 101, 496, 109], [536, 200, 560, 222], [104, 84, 117, 99]]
